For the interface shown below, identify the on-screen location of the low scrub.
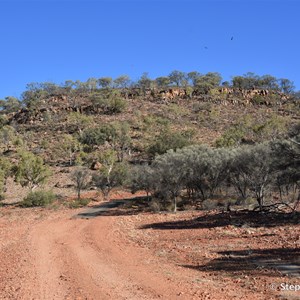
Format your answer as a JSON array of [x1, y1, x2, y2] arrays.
[[67, 198, 90, 208], [21, 190, 56, 207]]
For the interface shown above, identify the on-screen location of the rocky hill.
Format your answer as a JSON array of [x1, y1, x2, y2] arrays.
[[1, 86, 299, 165]]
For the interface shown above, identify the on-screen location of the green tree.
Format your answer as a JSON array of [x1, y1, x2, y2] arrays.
[[21, 82, 48, 109], [98, 77, 113, 89], [92, 150, 128, 200], [130, 164, 155, 200], [111, 122, 132, 162], [260, 75, 279, 90], [0, 157, 11, 200], [195, 72, 222, 93], [71, 167, 90, 199], [168, 70, 186, 87], [155, 76, 170, 88], [60, 134, 82, 165], [86, 77, 98, 92], [148, 129, 190, 157], [114, 75, 131, 88], [152, 150, 186, 212], [187, 71, 201, 86], [138, 72, 153, 91], [0, 125, 18, 152], [15, 151, 51, 191], [79, 124, 118, 147], [230, 143, 275, 210], [0, 96, 22, 113], [67, 112, 93, 135], [278, 78, 295, 94]]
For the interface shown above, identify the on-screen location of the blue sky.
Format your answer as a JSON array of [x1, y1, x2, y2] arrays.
[[0, 0, 299, 99]]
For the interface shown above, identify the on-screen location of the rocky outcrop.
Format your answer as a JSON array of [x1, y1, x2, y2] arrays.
[[7, 88, 293, 125]]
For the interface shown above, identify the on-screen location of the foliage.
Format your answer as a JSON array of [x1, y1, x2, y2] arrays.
[[110, 122, 132, 161], [0, 157, 12, 199], [71, 167, 90, 199], [215, 126, 246, 147], [108, 97, 127, 113], [155, 76, 170, 88], [0, 169, 5, 200], [59, 134, 82, 165], [215, 114, 289, 147], [67, 197, 90, 208], [168, 70, 187, 87], [232, 72, 295, 93], [228, 143, 275, 210], [147, 129, 190, 157], [92, 150, 128, 200], [80, 124, 118, 146], [130, 164, 155, 198], [0, 96, 22, 113], [90, 90, 126, 114], [114, 75, 131, 88], [14, 151, 51, 190], [21, 190, 56, 207], [195, 72, 222, 93], [0, 115, 8, 128], [98, 77, 113, 89], [138, 72, 153, 90], [67, 112, 93, 134], [21, 82, 49, 109], [0, 125, 21, 152], [187, 71, 201, 86]]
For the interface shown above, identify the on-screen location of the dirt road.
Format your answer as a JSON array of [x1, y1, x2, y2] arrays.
[[1, 204, 297, 300], [0, 209, 201, 300]]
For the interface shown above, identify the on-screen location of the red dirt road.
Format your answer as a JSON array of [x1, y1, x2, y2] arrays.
[[0, 205, 298, 300], [0, 208, 200, 300], [1, 211, 192, 300]]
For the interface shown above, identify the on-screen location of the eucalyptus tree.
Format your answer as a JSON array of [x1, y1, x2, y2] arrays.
[[152, 149, 187, 212], [229, 143, 275, 210], [114, 75, 131, 88], [168, 70, 186, 87], [155, 76, 170, 88], [187, 71, 201, 86], [98, 77, 113, 89]]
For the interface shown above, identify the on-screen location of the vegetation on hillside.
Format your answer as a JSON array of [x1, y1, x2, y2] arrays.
[[0, 71, 299, 211]]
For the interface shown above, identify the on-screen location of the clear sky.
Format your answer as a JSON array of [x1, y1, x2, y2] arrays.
[[0, 0, 299, 99]]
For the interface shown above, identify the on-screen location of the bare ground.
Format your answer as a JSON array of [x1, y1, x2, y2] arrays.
[[0, 199, 299, 300]]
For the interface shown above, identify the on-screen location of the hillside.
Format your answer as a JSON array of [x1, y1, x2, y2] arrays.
[[2, 86, 299, 165]]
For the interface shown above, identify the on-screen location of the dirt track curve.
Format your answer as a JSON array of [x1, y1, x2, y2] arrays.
[[1, 204, 296, 300], [0, 209, 203, 300]]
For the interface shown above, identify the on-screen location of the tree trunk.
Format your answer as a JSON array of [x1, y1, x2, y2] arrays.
[[257, 186, 264, 211], [173, 196, 177, 213]]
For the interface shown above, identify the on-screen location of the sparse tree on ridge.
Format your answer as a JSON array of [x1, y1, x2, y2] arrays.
[[168, 70, 186, 87]]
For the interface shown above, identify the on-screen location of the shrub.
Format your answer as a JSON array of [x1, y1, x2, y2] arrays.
[[149, 199, 162, 212], [15, 150, 51, 190], [108, 97, 126, 113], [21, 190, 56, 207], [79, 124, 117, 146], [147, 130, 190, 156], [68, 198, 90, 208]]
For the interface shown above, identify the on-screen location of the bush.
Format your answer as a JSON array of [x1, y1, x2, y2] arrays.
[[147, 130, 190, 156], [79, 124, 117, 146], [108, 97, 127, 113], [67, 198, 90, 208], [21, 190, 56, 207], [149, 199, 162, 212]]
